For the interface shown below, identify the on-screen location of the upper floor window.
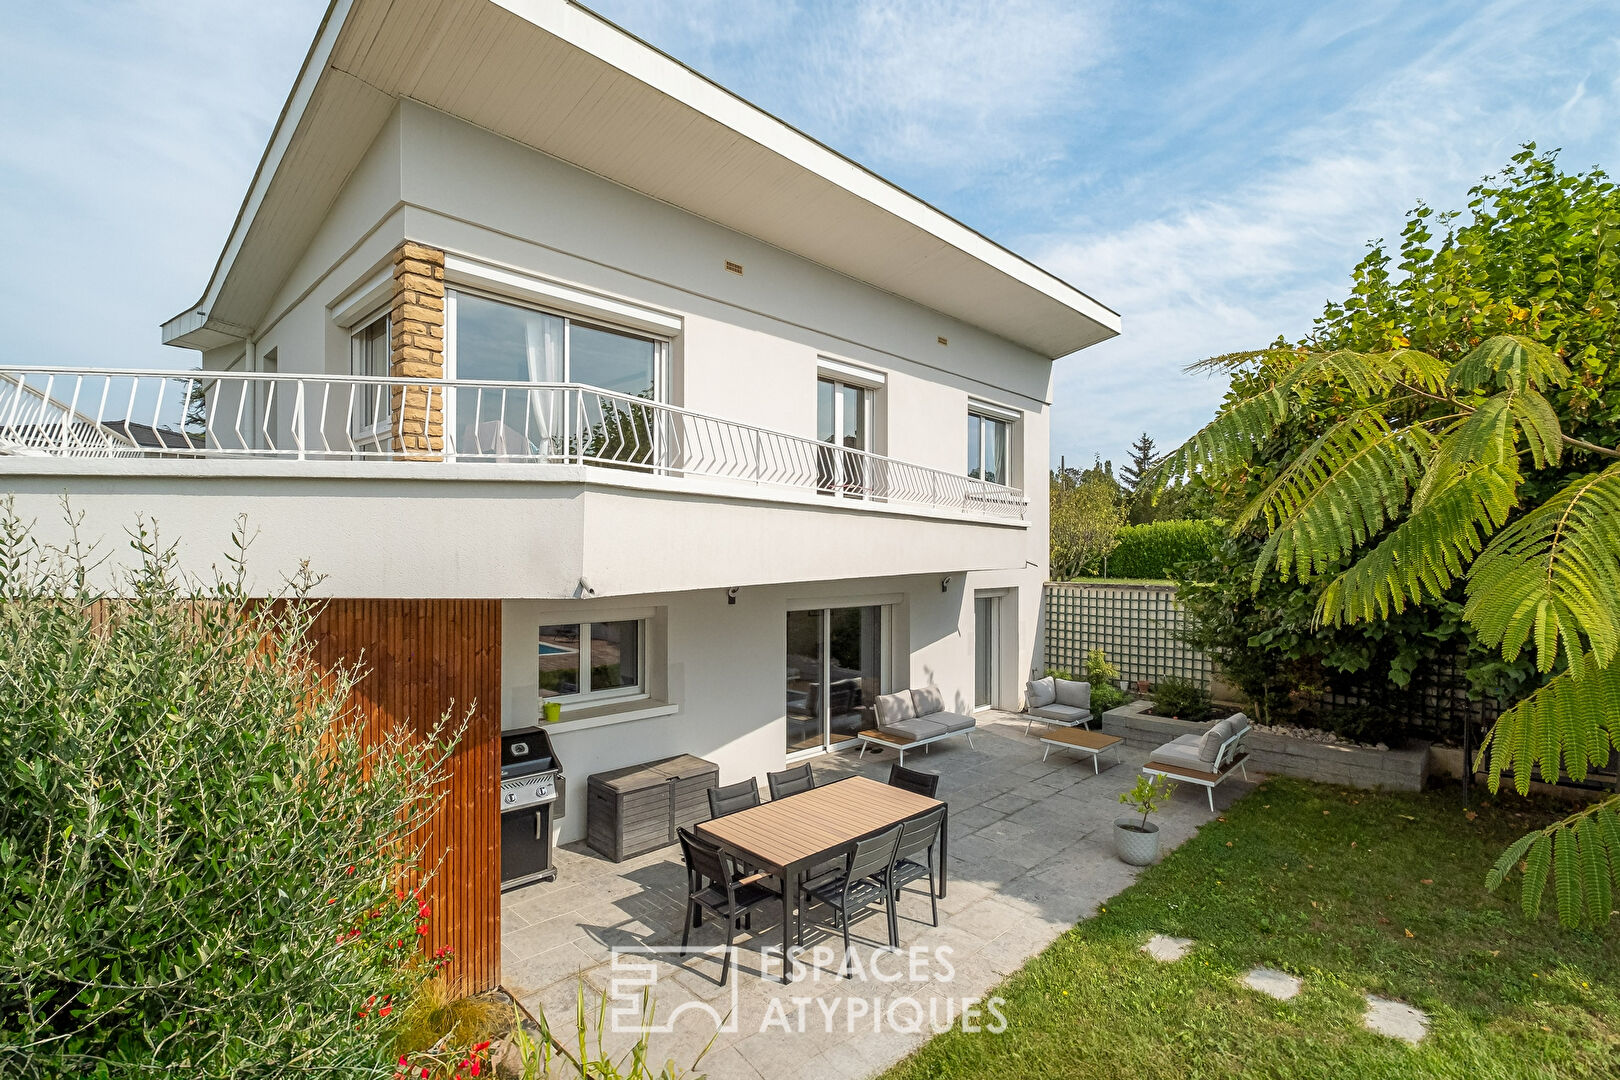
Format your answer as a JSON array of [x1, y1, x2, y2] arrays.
[[447, 289, 666, 458], [968, 409, 1011, 486], [817, 375, 873, 496], [449, 290, 661, 398], [349, 313, 390, 431]]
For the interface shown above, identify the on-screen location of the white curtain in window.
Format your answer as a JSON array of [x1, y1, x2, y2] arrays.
[[524, 313, 564, 457]]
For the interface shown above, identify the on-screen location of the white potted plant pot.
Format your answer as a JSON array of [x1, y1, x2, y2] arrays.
[[1113, 817, 1160, 865]]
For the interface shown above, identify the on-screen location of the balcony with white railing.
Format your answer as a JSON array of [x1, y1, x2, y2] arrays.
[[0, 367, 1028, 522]]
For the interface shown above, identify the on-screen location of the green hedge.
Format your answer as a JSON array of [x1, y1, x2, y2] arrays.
[[1094, 519, 1220, 579]]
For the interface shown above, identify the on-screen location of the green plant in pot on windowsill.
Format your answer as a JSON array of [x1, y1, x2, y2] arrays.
[[1114, 774, 1176, 865]]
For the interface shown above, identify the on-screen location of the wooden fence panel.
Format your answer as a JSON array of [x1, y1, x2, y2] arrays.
[[305, 599, 502, 997]]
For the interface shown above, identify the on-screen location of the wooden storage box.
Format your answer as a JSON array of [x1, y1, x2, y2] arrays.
[[586, 754, 720, 862]]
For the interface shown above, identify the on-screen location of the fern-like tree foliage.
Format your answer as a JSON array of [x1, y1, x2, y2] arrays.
[[1164, 147, 1620, 927]]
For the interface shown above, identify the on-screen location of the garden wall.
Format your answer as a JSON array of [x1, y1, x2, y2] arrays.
[[1043, 582, 1498, 746], [1042, 581, 1210, 690], [1101, 700, 1430, 791]]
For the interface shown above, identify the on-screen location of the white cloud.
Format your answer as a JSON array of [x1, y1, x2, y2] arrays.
[[593, 0, 1113, 178], [1039, 0, 1620, 471]]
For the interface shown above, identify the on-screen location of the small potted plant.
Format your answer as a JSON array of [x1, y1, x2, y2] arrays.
[[1115, 774, 1176, 865]]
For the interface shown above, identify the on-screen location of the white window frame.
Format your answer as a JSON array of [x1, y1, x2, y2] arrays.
[[539, 618, 647, 710], [349, 310, 393, 445], [967, 403, 1016, 486], [445, 288, 672, 461]]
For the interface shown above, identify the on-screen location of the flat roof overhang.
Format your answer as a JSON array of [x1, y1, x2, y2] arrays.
[[164, 0, 1120, 359]]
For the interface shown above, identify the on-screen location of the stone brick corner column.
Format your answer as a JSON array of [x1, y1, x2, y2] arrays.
[[390, 242, 446, 460]]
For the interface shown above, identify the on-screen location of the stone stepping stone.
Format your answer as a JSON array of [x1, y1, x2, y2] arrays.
[[1242, 967, 1303, 1000], [1364, 995, 1428, 1044], [1141, 934, 1193, 962]]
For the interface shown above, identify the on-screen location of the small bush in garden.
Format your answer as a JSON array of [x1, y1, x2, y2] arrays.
[[1150, 676, 1213, 722], [0, 504, 458, 1078]]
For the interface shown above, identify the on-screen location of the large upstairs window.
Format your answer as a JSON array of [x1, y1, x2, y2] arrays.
[[446, 289, 666, 458]]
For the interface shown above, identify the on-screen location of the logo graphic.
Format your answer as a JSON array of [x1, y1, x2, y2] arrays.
[[608, 946, 741, 1034]]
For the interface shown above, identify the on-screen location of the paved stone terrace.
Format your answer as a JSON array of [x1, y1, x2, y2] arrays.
[[499, 710, 1255, 1080]]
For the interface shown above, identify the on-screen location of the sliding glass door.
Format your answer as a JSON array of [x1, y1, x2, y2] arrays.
[[785, 605, 887, 756]]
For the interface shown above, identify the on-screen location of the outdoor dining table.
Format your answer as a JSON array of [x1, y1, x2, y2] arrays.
[[695, 773, 947, 983]]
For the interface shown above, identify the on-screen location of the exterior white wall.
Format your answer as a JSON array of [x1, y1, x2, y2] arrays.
[[501, 569, 1028, 845], [0, 464, 1030, 599]]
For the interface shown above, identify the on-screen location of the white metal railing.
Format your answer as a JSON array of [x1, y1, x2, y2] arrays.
[[0, 367, 1027, 521]]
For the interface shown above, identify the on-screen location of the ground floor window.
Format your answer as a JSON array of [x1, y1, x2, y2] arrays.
[[785, 605, 889, 755], [538, 619, 643, 704]]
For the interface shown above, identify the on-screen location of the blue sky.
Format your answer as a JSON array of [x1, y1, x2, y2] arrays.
[[3, 1, 1617, 470]]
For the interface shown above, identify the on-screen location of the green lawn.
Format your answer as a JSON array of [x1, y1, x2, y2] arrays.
[[886, 778, 1620, 1080]]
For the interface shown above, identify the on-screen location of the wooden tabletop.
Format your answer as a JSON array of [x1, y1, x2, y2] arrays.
[[695, 774, 941, 869], [1040, 728, 1122, 751]]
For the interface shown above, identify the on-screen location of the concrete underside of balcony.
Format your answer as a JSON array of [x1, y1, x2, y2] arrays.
[[0, 458, 1029, 598]]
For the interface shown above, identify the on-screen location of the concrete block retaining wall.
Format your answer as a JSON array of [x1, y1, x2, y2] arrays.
[[1100, 699, 1430, 792]]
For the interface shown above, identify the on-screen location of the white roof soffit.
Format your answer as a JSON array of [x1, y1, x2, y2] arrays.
[[164, 0, 1120, 358]]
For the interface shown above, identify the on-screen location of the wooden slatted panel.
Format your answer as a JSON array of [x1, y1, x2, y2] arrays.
[[696, 776, 939, 869], [305, 599, 501, 996]]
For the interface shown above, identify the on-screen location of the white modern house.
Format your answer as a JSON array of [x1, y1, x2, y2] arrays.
[[0, 0, 1117, 992]]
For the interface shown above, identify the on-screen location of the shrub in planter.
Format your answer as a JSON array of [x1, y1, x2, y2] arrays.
[[1114, 774, 1176, 865], [0, 509, 458, 1078], [1150, 676, 1213, 722], [1084, 649, 1130, 712]]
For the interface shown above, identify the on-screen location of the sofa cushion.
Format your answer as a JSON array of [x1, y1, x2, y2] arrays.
[[879, 717, 949, 744], [931, 711, 977, 734], [1031, 703, 1090, 725], [1198, 718, 1238, 762], [873, 692, 916, 728], [1026, 676, 1057, 709], [1150, 734, 1208, 772], [1054, 679, 1091, 710], [910, 685, 945, 717]]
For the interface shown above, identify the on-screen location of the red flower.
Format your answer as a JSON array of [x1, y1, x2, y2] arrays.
[[418, 903, 431, 919], [472, 1041, 492, 1053], [421, 1068, 430, 1079], [416, 925, 428, 936], [346, 865, 356, 875], [378, 1004, 393, 1018], [399, 1056, 408, 1068], [470, 1061, 481, 1077]]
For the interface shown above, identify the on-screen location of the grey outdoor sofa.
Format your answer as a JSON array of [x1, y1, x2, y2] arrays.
[[858, 686, 977, 765], [1022, 675, 1093, 733]]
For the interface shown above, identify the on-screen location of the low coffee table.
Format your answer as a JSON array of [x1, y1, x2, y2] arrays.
[[1039, 727, 1123, 774]]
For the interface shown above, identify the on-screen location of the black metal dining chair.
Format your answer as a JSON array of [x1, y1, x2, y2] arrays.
[[707, 777, 761, 819], [887, 805, 946, 927], [797, 823, 904, 975], [887, 763, 941, 798], [767, 763, 816, 800], [677, 828, 781, 985]]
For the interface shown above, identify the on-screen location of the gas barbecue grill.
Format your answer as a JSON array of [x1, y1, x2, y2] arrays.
[[500, 727, 565, 889]]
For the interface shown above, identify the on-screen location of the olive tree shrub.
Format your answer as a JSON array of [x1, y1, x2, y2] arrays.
[[0, 505, 457, 1077]]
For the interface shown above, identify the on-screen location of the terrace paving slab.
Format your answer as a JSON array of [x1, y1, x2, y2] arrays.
[[499, 710, 1258, 1080]]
